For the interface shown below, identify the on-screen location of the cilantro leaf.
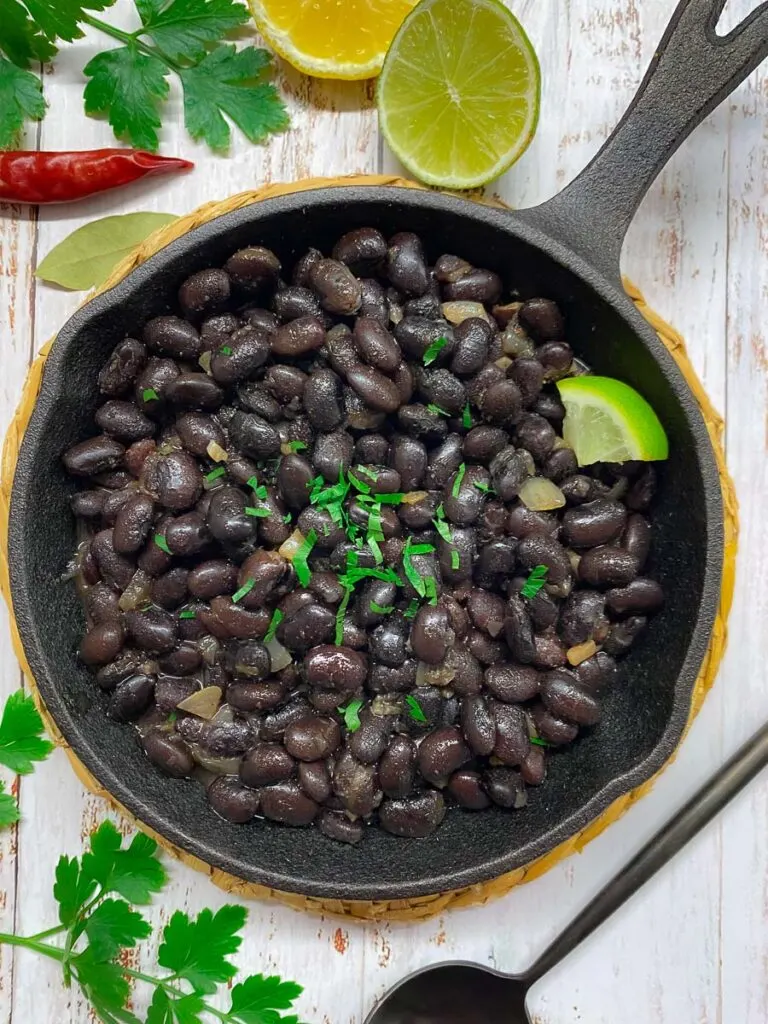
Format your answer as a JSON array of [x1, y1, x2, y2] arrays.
[[82, 822, 166, 904], [74, 950, 131, 1016], [54, 854, 98, 927], [1, 0, 57, 67], [0, 690, 54, 775], [84, 898, 151, 961], [137, 0, 250, 63], [158, 904, 246, 994], [12, 0, 117, 46], [229, 973, 303, 1023], [180, 44, 289, 152], [83, 45, 169, 151], [0, 780, 20, 828]]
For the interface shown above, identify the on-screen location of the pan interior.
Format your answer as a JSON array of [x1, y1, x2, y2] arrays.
[[10, 190, 717, 899]]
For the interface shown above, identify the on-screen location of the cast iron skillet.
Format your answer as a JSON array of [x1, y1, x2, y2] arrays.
[[9, 0, 768, 901]]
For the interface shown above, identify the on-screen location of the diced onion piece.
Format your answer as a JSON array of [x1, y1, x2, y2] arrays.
[[519, 477, 566, 511], [211, 703, 235, 725], [157, 436, 182, 455], [501, 326, 535, 357], [567, 640, 599, 666], [371, 696, 403, 717], [441, 300, 493, 326], [197, 635, 220, 666], [118, 570, 152, 611], [416, 661, 456, 687], [234, 662, 263, 678], [492, 301, 523, 327], [206, 440, 228, 463], [265, 637, 292, 672], [176, 685, 222, 720], [571, 357, 591, 376], [567, 550, 582, 573], [494, 356, 514, 371], [189, 744, 241, 776], [279, 529, 305, 561], [401, 490, 429, 505], [198, 351, 213, 374], [514, 787, 528, 809]]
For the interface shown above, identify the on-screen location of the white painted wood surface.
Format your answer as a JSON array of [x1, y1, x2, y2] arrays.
[[0, 0, 766, 1020]]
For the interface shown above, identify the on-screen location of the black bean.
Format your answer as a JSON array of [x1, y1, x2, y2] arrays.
[[533, 630, 568, 669], [483, 767, 527, 809], [226, 410, 280, 460], [354, 579, 398, 629], [541, 670, 600, 726], [518, 298, 565, 341], [576, 651, 619, 694], [346, 364, 402, 413], [109, 674, 154, 722], [209, 327, 270, 386], [239, 743, 293, 787], [304, 645, 368, 690], [151, 568, 189, 609], [379, 791, 445, 838], [274, 454, 313, 509], [603, 615, 647, 657], [449, 769, 491, 810], [562, 499, 627, 548], [79, 622, 125, 666], [409, 605, 451, 665], [490, 446, 533, 501], [474, 538, 517, 585], [91, 529, 135, 588], [295, 760, 330, 804], [443, 464, 489, 525], [460, 695, 496, 756], [368, 616, 409, 668], [606, 578, 664, 616], [186, 560, 237, 599], [100, 487, 133, 525], [537, 342, 573, 380], [627, 465, 656, 510], [486, 663, 540, 702], [312, 430, 354, 483], [492, 702, 529, 766], [515, 413, 556, 460], [398, 491, 439, 530], [333, 750, 381, 817], [480, 379, 523, 427], [358, 278, 389, 326], [417, 727, 469, 784], [99, 338, 147, 396], [63, 435, 125, 477], [143, 451, 203, 511], [302, 369, 344, 431], [394, 317, 450, 361], [449, 318, 491, 376], [154, 675, 199, 712], [274, 285, 322, 322], [175, 413, 225, 457], [579, 547, 639, 588], [84, 584, 121, 626], [508, 358, 544, 405], [386, 232, 429, 296], [125, 608, 178, 654], [307, 258, 361, 315], [165, 511, 209, 557], [260, 783, 319, 826], [438, 526, 475, 584], [466, 628, 506, 665], [332, 227, 387, 274], [447, 644, 483, 695], [207, 777, 260, 823], [504, 594, 536, 664], [227, 680, 284, 713], [143, 730, 194, 778], [352, 317, 402, 373], [418, 369, 467, 418], [158, 644, 202, 676], [278, 603, 335, 650], [269, 315, 325, 359], [559, 591, 609, 646], [112, 494, 154, 554], [379, 735, 417, 798], [200, 312, 239, 349], [94, 400, 154, 443], [463, 426, 507, 462], [206, 487, 253, 548], [135, 358, 180, 415], [237, 550, 288, 607], [466, 589, 505, 638], [144, 316, 201, 360], [425, 434, 463, 489], [623, 513, 652, 569], [178, 268, 231, 319], [518, 534, 572, 585], [354, 432, 389, 464], [520, 745, 547, 786], [543, 447, 579, 482], [442, 265, 501, 302], [396, 403, 449, 444], [236, 382, 281, 421], [348, 714, 390, 765], [224, 246, 281, 292], [292, 247, 322, 287], [368, 660, 417, 694], [283, 716, 340, 762], [317, 810, 365, 844], [264, 365, 308, 407], [71, 490, 105, 519]]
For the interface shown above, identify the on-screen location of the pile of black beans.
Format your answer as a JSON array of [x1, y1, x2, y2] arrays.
[[63, 228, 664, 844]]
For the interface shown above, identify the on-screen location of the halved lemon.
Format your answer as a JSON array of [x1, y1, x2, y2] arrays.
[[248, 0, 418, 80], [377, 0, 541, 188], [557, 377, 670, 466]]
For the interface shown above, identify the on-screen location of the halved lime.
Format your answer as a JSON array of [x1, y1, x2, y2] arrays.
[[377, 0, 541, 189], [557, 377, 669, 466]]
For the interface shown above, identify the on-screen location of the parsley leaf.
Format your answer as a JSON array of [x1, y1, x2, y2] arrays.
[[1, 0, 57, 67], [136, 0, 249, 63], [339, 699, 363, 733], [74, 949, 132, 1015], [405, 695, 427, 724], [180, 44, 289, 152], [82, 822, 166, 904], [158, 905, 245, 994], [0, 52, 45, 151], [229, 973, 304, 1023], [54, 854, 98, 927], [0, 690, 54, 775], [0, 781, 20, 828], [84, 897, 151, 961], [521, 564, 549, 599], [83, 45, 169, 151], [9, 0, 117, 47], [146, 988, 175, 1024]]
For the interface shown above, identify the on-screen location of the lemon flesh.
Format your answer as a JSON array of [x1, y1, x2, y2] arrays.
[[557, 377, 670, 467], [377, 0, 540, 188], [249, 0, 418, 79]]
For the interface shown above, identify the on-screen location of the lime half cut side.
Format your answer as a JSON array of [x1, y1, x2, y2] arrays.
[[557, 377, 670, 467], [377, 0, 541, 189]]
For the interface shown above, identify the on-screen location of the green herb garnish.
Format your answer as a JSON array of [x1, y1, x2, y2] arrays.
[[360, 492, 405, 505], [450, 549, 461, 570], [409, 543, 436, 555], [285, 440, 308, 453], [245, 475, 269, 499], [292, 528, 317, 587], [0, 689, 54, 779], [422, 335, 448, 365], [369, 601, 395, 615], [356, 465, 379, 481], [244, 505, 271, 518], [405, 695, 428, 723], [368, 537, 383, 565], [403, 599, 420, 619], [451, 463, 466, 498], [283, 512, 292, 523], [263, 608, 283, 643], [167, 710, 178, 724], [348, 470, 371, 495], [433, 515, 453, 543], [424, 576, 438, 605], [530, 736, 552, 747], [179, 610, 196, 619], [403, 538, 427, 598], [154, 534, 171, 555], [218, 346, 232, 356], [426, 403, 449, 417], [367, 504, 384, 542], [474, 481, 494, 494], [339, 697, 363, 732], [521, 564, 549, 599], [462, 403, 472, 428], [231, 578, 256, 604], [204, 467, 226, 485], [334, 587, 353, 645], [338, 565, 401, 589], [142, 387, 159, 403]]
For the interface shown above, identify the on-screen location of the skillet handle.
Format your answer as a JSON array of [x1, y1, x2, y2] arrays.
[[516, 0, 768, 283]]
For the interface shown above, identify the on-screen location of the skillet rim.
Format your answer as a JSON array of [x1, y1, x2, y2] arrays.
[[8, 185, 724, 900]]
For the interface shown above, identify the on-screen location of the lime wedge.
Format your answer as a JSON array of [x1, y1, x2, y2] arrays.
[[557, 377, 669, 466], [377, 0, 540, 189]]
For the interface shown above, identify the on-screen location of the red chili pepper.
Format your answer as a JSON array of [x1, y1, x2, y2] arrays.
[[0, 149, 194, 204]]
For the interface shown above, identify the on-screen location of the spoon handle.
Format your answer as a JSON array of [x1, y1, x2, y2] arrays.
[[526, 721, 768, 984]]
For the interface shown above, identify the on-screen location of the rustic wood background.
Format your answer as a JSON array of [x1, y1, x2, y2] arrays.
[[0, 1, 766, 1020]]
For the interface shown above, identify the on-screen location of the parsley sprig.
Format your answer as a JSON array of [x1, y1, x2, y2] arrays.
[[0, 819, 304, 1023], [0, 689, 54, 826], [0, 0, 290, 150]]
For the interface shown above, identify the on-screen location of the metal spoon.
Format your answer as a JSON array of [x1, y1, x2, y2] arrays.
[[365, 722, 768, 1024]]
